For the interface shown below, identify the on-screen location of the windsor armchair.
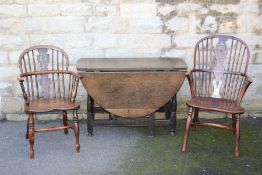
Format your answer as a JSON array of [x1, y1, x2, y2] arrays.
[[181, 35, 252, 156], [18, 45, 81, 159]]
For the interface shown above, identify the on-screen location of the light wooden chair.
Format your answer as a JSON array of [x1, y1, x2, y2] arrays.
[[181, 35, 252, 156], [18, 45, 81, 159]]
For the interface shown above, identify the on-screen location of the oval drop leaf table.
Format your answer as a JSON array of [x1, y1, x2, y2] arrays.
[[77, 58, 187, 136]]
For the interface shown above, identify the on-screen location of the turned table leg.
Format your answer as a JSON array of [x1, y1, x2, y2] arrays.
[[148, 113, 155, 137], [170, 95, 177, 136], [87, 95, 94, 136]]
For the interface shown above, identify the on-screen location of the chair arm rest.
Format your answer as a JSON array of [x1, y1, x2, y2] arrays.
[[18, 75, 29, 105], [236, 74, 252, 104], [185, 71, 195, 97], [70, 73, 81, 103]]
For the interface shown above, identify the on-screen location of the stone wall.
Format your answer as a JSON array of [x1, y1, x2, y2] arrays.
[[0, 0, 261, 120]]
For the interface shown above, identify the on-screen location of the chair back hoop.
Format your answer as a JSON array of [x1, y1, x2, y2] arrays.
[[18, 46, 75, 101], [18, 45, 69, 74], [192, 35, 250, 101]]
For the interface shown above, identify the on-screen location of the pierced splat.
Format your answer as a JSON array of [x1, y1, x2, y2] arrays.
[[211, 38, 228, 98], [37, 48, 51, 99], [182, 35, 251, 157]]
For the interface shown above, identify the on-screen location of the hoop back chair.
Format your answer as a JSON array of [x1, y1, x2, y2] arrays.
[[18, 45, 81, 159], [181, 35, 252, 156]]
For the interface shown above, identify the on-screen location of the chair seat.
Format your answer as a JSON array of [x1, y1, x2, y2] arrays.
[[25, 99, 80, 113], [186, 97, 244, 114]]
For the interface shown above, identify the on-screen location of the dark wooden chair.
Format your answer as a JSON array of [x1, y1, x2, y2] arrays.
[[181, 35, 252, 156], [18, 45, 81, 159]]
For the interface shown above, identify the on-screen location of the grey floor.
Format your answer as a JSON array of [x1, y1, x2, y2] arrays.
[[0, 120, 144, 175]]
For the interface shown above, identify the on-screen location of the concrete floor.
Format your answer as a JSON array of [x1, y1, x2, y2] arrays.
[[0, 118, 261, 175], [0, 120, 143, 175]]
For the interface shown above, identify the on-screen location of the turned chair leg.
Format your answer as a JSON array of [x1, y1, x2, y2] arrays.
[[182, 107, 193, 152], [192, 108, 199, 132], [73, 110, 80, 152], [25, 117, 29, 139], [232, 114, 236, 135], [235, 114, 240, 157], [28, 113, 35, 159], [62, 111, 68, 135]]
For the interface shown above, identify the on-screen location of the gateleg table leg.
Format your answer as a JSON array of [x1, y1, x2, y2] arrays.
[[87, 94, 94, 136], [170, 94, 177, 136], [148, 113, 155, 137]]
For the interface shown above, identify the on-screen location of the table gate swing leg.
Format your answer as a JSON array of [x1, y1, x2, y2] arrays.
[[148, 113, 155, 137], [87, 95, 94, 136], [170, 95, 177, 136]]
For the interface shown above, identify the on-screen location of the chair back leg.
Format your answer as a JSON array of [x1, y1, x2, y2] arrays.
[[62, 111, 68, 135], [235, 115, 240, 156]]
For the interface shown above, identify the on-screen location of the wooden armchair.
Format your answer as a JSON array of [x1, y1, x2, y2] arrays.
[[181, 35, 252, 156], [18, 45, 81, 159]]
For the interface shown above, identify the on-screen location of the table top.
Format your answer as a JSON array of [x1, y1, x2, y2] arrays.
[[76, 57, 187, 72]]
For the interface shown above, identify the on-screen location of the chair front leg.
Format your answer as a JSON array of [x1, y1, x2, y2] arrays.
[[25, 116, 29, 139], [192, 108, 199, 132], [62, 111, 68, 135], [182, 107, 193, 152], [232, 114, 236, 135], [28, 113, 35, 159], [235, 114, 240, 157], [73, 110, 80, 152]]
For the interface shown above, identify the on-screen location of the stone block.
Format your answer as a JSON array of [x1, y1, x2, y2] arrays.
[[95, 5, 120, 16], [94, 34, 118, 49], [0, 5, 26, 17], [6, 114, 27, 121], [24, 18, 45, 32], [198, 16, 218, 34], [157, 4, 176, 16], [105, 49, 134, 58], [66, 49, 105, 64], [29, 34, 66, 47], [176, 3, 208, 15], [128, 17, 163, 34], [0, 66, 20, 81], [209, 4, 239, 14], [60, 3, 93, 16], [133, 50, 162, 57], [120, 3, 157, 17], [8, 51, 21, 65], [35, 113, 59, 120], [0, 35, 29, 50], [0, 0, 12, 4], [44, 17, 85, 33], [28, 4, 61, 16], [64, 34, 93, 49], [0, 82, 14, 97], [85, 16, 128, 33], [173, 34, 204, 49], [161, 49, 187, 58], [218, 17, 240, 33], [0, 51, 8, 64], [119, 34, 170, 50], [1, 97, 23, 114], [165, 17, 190, 33]]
